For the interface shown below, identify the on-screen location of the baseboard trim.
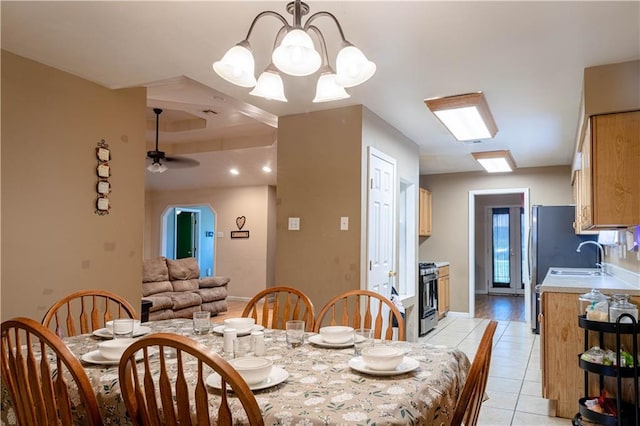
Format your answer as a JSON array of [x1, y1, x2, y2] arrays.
[[226, 296, 252, 302], [446, 311, 472, 318]]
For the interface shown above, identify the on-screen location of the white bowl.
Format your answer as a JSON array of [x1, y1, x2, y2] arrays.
[[361, 346, 405, 371], [319, 326, 354, 344], [223, 317, 256, 334], [98, 338, 135, 360], [229, 356, 273, 385], [105, 319, 141, 332]]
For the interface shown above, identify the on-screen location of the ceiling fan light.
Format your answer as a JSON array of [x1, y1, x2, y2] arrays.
[[313, 72, 350, 103], [147, 162, 168, 173], [213, 42, 257, 88], [335, 45, 376, 88], [272, 29, 321, 76], [250, 69, 288, 102]]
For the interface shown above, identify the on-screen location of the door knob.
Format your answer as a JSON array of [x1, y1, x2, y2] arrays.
[[388, 271, 397, 277]]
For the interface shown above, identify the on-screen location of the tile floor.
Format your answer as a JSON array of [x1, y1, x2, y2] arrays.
[[419, 316, 573, 425]]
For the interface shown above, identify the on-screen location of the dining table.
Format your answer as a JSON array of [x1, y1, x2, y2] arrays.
[[1, 319, 470, 425]]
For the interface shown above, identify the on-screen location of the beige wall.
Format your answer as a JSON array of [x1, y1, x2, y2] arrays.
[[276, 105, 420, 338], [584, 59, 640, 116], [1, 51, 146, 321], [276, 106, 363, 310], [144, 185, 275, 298], [419, 166, 573, 314]]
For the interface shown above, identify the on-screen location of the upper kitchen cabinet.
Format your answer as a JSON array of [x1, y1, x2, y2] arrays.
[[419, 188, 432, 236], [572, 60, 640, 231], [580, 111, 640, 229]]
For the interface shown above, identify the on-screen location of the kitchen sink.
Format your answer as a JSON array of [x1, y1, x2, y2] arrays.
[[550, 269, 604, 277]]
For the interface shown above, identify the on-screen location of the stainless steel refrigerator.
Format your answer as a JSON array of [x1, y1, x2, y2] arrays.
[[530, 205, 598, 333]]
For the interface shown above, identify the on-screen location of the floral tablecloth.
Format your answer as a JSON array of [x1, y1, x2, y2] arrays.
[[1, 320, 470, 425]]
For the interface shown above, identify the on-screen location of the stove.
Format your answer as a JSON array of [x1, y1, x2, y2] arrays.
[[418, 262, 438, 335]]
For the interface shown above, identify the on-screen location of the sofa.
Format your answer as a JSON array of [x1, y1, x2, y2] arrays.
[[141, 256, 229, 321]]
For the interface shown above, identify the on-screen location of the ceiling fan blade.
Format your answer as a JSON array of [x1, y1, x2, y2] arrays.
[[161, 155, 200, 168], [146, 107, 200, 170]]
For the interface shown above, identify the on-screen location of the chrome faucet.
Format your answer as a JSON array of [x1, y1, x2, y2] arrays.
[[576, 241, 605, 271]]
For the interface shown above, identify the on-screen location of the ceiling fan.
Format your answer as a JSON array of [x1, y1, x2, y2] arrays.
[[146, 108, 200, 173]]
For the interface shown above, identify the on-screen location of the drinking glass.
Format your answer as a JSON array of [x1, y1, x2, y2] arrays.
[[111, 319, 134, 339], [353, 328, 373, 356], [233, 335, 253, 358], [285, 320, 305, 348], [192, 311, 211, 335]]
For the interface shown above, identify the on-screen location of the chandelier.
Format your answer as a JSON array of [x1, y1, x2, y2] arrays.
[[213, 1, 376, 103]]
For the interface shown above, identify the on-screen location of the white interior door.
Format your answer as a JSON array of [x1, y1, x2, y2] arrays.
[[367, 149, 396, 304]]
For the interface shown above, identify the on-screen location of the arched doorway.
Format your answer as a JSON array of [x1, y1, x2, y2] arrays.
[[161, 204, 216, 277]]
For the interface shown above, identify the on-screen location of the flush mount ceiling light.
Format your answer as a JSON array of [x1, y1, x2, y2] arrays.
[[424, 92, 498, 141], [472, 150, 516, 173], [213, 0, 375, 103]]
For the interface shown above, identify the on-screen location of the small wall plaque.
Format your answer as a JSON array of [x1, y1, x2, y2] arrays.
[[231, 231, 250, 239]]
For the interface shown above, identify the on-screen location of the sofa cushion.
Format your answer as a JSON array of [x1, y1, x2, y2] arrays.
[[173, 305, 202, 319], [149, 309, 175, 321], [142, 280, 173, 297], [143, 295, 173, 312], [199, 276, 231, 288], [169, 291, 202, 310], [167, 257, 200, 280], [196, 287, 228, 303], [172, 279, 199, 292], [143, 257, 169, 283], [202, 300, 228, 315]]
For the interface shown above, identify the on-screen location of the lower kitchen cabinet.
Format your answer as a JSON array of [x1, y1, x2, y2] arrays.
[[437, 265, 450, 319]]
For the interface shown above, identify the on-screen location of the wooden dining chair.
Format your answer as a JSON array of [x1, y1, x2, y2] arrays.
[[450, 320, 498, 426], [42, 289, 138, 337], [1, 317, 104, 426], [314, 289, 405, 341], [242, 286, 315, 331], [118, 332, 264, 426]]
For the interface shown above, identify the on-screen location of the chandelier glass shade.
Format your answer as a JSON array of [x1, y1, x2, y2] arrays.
[[335, 45, 376, 88], [313, 67, 350, 103], [272, 29, 322, 76], [213, 1, 375, 102], [249, 65, 288, 102], [212, 42, 257, 88]]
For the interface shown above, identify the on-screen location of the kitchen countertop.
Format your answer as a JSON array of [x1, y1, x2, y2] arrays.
[[434, 261, 449, 268], [540, 267, 640, 296]]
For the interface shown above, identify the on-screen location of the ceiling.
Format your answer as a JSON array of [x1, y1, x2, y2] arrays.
[[2, 1, 639, 191]]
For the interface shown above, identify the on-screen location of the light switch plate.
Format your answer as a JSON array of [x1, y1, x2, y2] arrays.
[[340, 216, 349, 230], [288, 217, 300, 231]]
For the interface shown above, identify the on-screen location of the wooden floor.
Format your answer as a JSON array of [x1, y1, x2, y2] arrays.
[[475, 293, 525, 322], [212, 299, 248, 323]]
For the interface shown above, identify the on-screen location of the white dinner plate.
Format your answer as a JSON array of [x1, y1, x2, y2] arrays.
[[307, 334, 365, 348], [81, 347, 157, 365], [212, 324, 264, 336], [348, 356, 420, 376], [92, 326, 152, 339], [206, 366, 288, 391]]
